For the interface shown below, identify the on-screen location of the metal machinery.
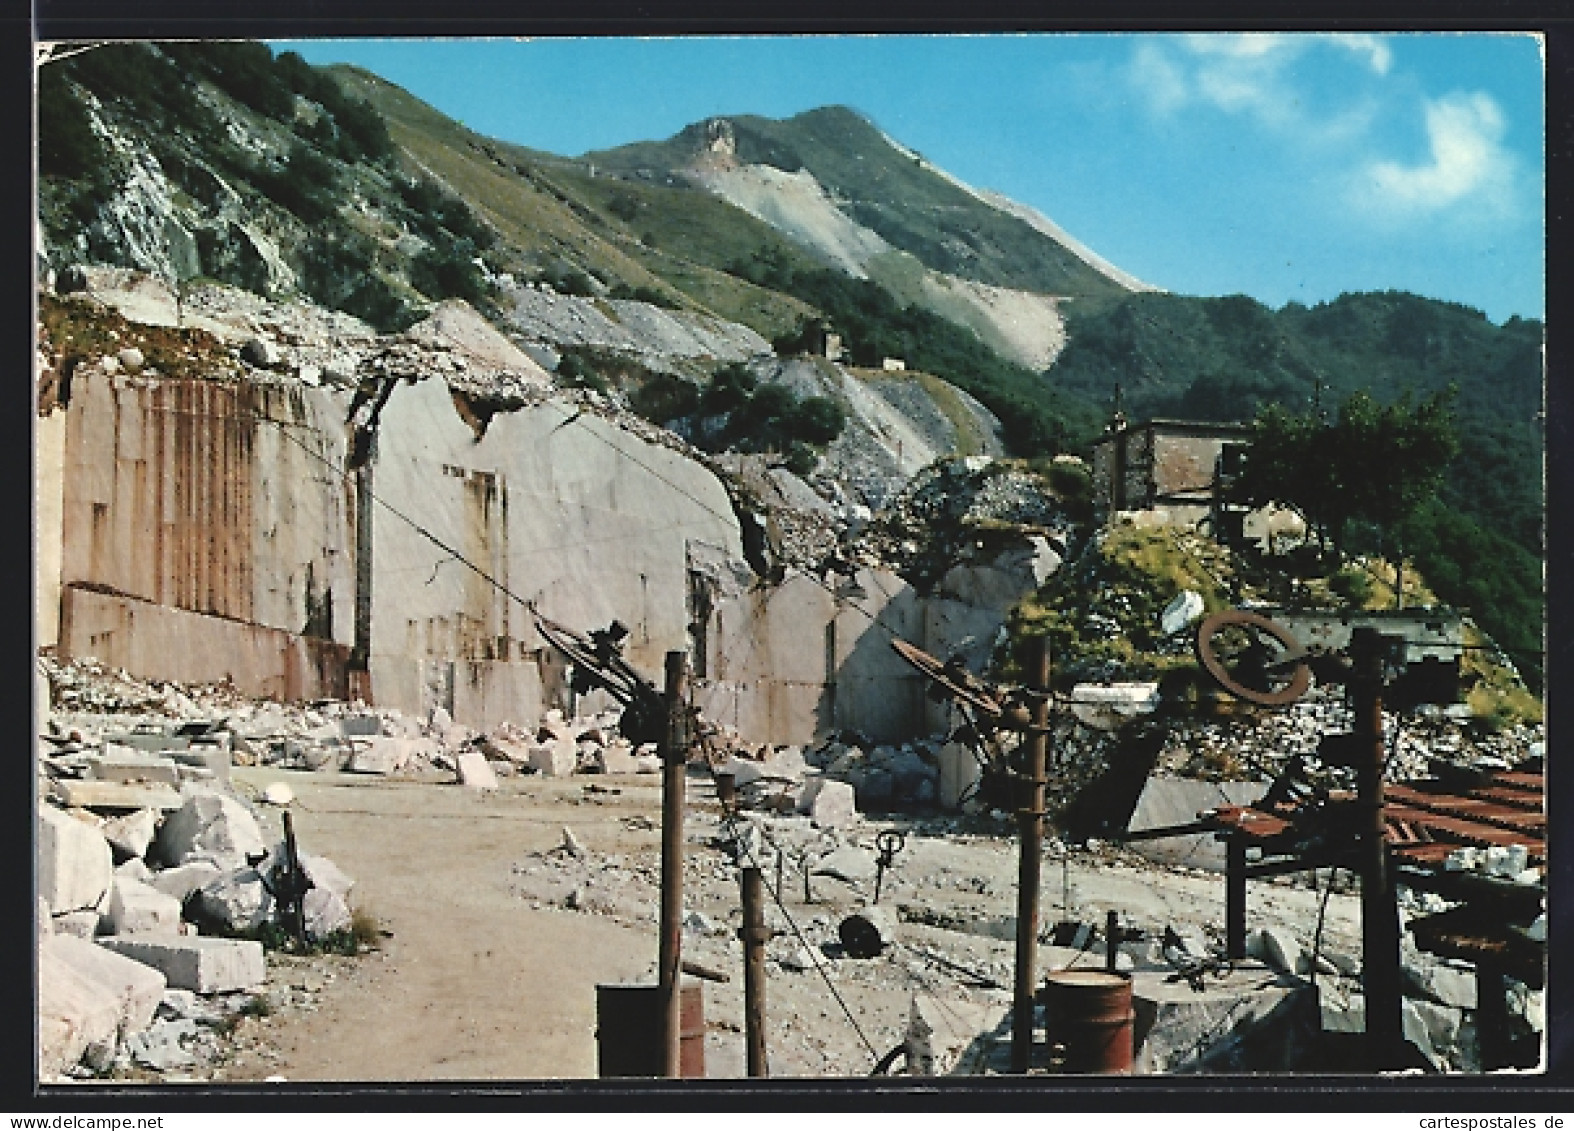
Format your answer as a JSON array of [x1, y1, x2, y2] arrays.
[[1188, 608, 1545, 1071]]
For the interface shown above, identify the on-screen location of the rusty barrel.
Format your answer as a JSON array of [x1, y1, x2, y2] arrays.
[[594, 982, 705, 1078], [1041, 969, 1134, 1074]]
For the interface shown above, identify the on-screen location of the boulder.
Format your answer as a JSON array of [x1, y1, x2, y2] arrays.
[[1247, 926, 1305, 976], [596, 743, 640, 775], [528, 738, 578, 777], [813, 846, 878, 885], [804, 779, 859, 830], [193, 868, 273, 935], [764, 746, 808, 781], [716, 756, 766, 787], [346, 736, 411, 775], [456, 750, 499, 790], [115, 857, 153, 884], [122, 1018, 206, 1071], [99, 936, 265, 994], [153, 793, 266, 870], [301, 887, 353, 941], [38, 806, 113, 913], [48, 934, 165, 1039], [52, 779, 183, 811], [855, 770, 894, 811], [1403, 959, 1478, 1010], [102, 808, 160, 862], [53, 909, 100, 939], [88, 752, 181, 786], [106, 877, 183, 936], [1403, 998, 1465, 1072], [38, 941, 131, 1076], [147, 860, 222, 905], [1161, 590, 1206, 637], [340, 714, 383, 738]]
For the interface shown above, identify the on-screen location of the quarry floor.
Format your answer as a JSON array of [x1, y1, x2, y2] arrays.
[[207, 763, 1366, 1083]]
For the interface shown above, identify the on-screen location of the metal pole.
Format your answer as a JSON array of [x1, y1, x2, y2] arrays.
[[658, 651, 689, 1078], [1011, 635, 1051, 1074], [349, 430, 376, 703], [1351, 627, 1402, 1069], [740, 866, 770, 1077], [1226, 835, 1247, 960], [1475, 958, 1509, 1070], [1105, 909, 1119, 973]]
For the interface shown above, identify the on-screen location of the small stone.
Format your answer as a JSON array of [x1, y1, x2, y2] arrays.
[[117, 347, 145, 373]]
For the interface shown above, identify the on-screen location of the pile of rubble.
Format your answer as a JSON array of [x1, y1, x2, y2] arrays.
[[35, 653, 678, 1082], [1152, 687, 1544, 786], [854, 457, 1079, 587], [36, 721, 358, 1080]]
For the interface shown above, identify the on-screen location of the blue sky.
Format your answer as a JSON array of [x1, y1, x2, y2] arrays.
[[280, 33, 1545, 324]]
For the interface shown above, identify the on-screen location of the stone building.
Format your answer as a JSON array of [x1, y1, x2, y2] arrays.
[[1089, 417, 1250, 525]]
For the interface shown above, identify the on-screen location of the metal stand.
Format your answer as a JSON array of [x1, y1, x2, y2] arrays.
[[740, 866, 770, 1077], [1351, 627, 1402, 1069], [1010, 636, 1051, 1074], [1226, 836, 1248, 960], [658, 651, 689, 1078]]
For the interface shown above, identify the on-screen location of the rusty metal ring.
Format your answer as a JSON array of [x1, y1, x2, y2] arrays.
[[1195, 609, 1312, 707]]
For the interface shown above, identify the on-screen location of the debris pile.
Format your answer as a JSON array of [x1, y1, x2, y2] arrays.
[[855, 457, 1080, 587]]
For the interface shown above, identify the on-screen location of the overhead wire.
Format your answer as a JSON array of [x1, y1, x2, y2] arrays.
[[693, 705, 885, 1068]]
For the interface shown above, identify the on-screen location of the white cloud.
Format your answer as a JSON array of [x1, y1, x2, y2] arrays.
[[1127, 40, 1189, 114], [1354, 92, 1516, 217], [1332, 34, 1393, 75], [1129, 32, 1391, 130]]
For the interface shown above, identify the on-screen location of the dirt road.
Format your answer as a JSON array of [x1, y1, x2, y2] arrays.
[[219, 767, 666, 1081], [211, 762, 1366, 1082]]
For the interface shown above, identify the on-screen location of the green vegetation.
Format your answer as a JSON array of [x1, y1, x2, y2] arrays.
[[1001, 522, 1235, 687], [737, 248, 1103, 457], [1056, 290, 1541, 691], [637, 361, 848, 475], [1236, 387, 1458, 561], [588, 106, 1127, 300]]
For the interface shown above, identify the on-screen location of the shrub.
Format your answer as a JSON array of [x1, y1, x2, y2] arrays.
[[542, 262, 596, 297], [787, 395, 846, 445], [556, 351, 607, 392], [410, 241, 488, 305], [631, 373, 700, 423], [37, 67, 104, 181], [395, 176, 493, 248], [162, 41, 295, 121], [254, 142, 340, 223]]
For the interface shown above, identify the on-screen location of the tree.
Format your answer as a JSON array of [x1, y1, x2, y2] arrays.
[[1237, 387, 1459, 579]]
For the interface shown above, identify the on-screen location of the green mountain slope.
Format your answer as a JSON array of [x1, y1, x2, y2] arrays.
[[586, 105, 1130, 300], [35, 41, 1542, 688]]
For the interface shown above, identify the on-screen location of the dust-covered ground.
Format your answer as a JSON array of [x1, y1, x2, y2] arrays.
[[206, 762, 1365, 1082]]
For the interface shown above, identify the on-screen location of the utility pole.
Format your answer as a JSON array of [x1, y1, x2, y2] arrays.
[[1010, 635, 1051, 1073], [658, 651, 689, 1078]]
